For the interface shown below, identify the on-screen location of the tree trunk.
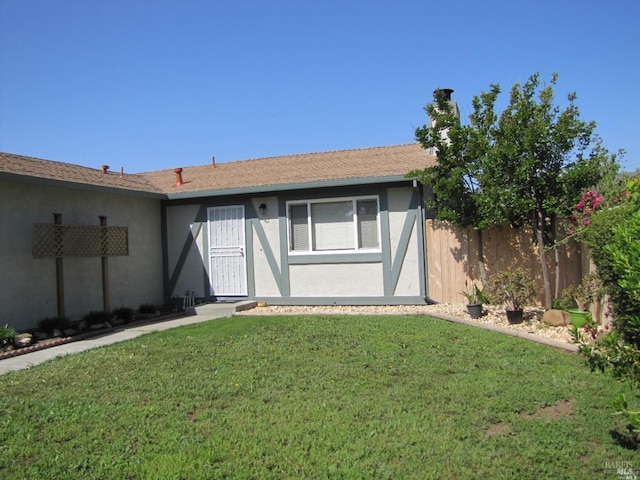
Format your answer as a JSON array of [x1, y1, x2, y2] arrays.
[[476, 229, 487, 285], [536, 209, 553, 309], [551, 215, 561, 300]]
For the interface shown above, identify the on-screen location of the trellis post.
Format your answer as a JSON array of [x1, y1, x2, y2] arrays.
[[33, 217, 128, 319], [53, 213, 65, 319], [99, 216, 110, 312]]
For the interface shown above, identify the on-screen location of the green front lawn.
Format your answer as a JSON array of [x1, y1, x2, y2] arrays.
[[1, 315, 637, 479]]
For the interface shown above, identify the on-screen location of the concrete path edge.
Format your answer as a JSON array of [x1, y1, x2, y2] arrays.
[[0, 301, 257, 375]]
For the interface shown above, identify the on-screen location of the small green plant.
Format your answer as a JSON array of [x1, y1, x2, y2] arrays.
[[112, 306, 134, 323], [487, 268, 536, 311], [560, 272, 604, 312], [37, 316, 70, 335], [459, 276, 485, 304], [138, 303, 157, 315], [82, 310, 112, 327], [552, 295, 574, 311], [0, 324, 16, 348], [610, 394, 640, 439]]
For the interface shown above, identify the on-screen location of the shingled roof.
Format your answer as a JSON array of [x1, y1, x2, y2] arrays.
[[0, 152, 163, 195], [0, 144, 435, 198], [141, 144, 436, 197]]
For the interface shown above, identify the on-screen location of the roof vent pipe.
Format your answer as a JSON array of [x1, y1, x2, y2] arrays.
[[212, 155, 216, 169], [101, 164, 109, 174], [174, 168, 184, 186]]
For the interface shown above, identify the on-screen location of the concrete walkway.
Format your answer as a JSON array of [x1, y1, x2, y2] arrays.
[[0, 301, 257, 376]]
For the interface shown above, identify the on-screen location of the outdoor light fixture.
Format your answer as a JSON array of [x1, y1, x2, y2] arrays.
[[258, 203, 267, 215]]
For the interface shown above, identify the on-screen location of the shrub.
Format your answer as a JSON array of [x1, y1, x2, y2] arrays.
[[486, 268, 536, 311], [0, 324, 16, 348], [112, 306, 134, 323], [581, 178, 640, 347], [82, 310, 112, 327], [560, 272, 604, 312], [37, 316, 70, 335], [572, 176, 640, 436], [138, 303, 157, 315], [552, 295, 575, 311]]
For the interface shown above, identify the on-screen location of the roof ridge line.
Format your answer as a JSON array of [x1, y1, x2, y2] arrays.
[[139, 143, 420, 173]]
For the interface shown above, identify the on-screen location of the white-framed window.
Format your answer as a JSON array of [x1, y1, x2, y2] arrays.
[[287, 196, 380, 253]]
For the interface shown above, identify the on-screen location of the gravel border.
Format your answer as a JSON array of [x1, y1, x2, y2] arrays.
[[236, 303, 578, 352]]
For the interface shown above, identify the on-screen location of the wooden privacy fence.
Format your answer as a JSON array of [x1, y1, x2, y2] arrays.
[[425, 219, 587, 305]]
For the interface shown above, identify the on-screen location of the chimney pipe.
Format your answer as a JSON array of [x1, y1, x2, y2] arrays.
[[433, 88, 454, 101], [212, 155, 216, 169], [120, 166, 124, 178], [101, 164, 109, 174], [174, 168, 184, 186]]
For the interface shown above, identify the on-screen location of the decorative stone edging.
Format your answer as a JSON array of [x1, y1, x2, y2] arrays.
[[237, 304, 578, 352], [0, 312, 188, 361]]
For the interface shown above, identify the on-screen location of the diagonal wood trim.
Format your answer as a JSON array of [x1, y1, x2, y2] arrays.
[[167, 205, 207, 295]]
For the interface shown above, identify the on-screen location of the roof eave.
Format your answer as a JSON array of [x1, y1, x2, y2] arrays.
[[164, 174, 417, 200], [0, 172, 166, 199]]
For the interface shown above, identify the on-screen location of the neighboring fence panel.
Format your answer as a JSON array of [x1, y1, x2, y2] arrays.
[[425, 219, 584, 305]]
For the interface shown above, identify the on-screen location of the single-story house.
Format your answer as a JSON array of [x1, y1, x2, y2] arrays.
[[0, 144, 437, 331]]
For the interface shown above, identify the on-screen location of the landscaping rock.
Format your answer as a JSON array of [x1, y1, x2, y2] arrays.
[[14, 333, 33, 348], [542, 309, 571, 327], [89, 321, 112, 330], [52, 328, 62, 338]]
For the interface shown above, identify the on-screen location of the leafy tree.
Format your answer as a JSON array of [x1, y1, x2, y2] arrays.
[[410, 73, 618, 308]]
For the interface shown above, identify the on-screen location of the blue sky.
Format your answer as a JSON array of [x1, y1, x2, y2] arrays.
[[1, 0, 639, 173]]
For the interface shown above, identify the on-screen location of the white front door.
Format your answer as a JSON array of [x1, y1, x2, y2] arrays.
[[208, 205, 247, 296]]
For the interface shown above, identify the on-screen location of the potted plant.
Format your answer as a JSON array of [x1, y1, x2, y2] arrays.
[[460, 276, 484, 319], [487, 268, 536, 324], [560, 272, 603, 328]]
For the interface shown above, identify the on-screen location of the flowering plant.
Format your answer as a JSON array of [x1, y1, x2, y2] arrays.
[[460, 276, 482, 304], [566, 190, 606, 237], [573, 191, 605, 226]]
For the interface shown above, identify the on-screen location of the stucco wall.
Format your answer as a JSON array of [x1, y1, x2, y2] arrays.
[[0, 179, 164, 331], [388, 187, 421, 296], [289, 263, 384, 296], [250, 197, 281, 297], [165, 204, 208, 298]]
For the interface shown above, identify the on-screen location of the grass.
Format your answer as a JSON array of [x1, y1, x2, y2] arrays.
[[1, 314, 638, 479]]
